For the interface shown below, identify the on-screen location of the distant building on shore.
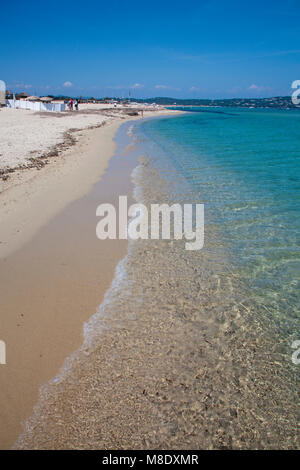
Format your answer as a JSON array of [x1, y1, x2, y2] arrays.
[[16, 91, 30, 100]]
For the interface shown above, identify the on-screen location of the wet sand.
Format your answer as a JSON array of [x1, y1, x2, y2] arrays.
[[0, 107, 180, 448]]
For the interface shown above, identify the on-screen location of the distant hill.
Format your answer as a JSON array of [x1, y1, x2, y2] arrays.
[[132, 96, 298, 109]]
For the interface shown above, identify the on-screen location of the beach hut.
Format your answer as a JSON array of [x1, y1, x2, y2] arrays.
[[16, 91, 30, 100]]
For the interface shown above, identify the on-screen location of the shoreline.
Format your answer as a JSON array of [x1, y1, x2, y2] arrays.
[[3, 108, 298, 450], [0, 108, 180, 259], [0, 108, 179, 449], [0, 119, 121, 259], [14, 109, 299, 450]]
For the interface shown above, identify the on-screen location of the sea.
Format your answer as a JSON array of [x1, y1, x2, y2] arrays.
[[137, 107, 300, 339]]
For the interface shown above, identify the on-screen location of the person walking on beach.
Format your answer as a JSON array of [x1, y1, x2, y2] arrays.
[[75, 99, 79, 111]]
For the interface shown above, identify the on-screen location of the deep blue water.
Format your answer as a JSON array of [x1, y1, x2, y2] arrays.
[[139, 108, 300, 339]]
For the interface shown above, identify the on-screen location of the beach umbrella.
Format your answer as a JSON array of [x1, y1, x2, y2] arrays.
[[40, 96, 53, 102], [26, 96, 40, 101]]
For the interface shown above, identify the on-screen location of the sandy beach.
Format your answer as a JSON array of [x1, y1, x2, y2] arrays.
[[0, 104, 175, 258], [0, 104, 179, 448], [1, 104, 298, 451]]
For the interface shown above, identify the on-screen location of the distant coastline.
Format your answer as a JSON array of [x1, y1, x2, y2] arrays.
[[134, 95, 299, 110]]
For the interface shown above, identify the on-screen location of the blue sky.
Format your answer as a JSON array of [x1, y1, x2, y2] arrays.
[[1, 0, 300, 98]]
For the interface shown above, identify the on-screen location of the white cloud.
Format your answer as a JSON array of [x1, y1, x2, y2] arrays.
[[131, 83, 144, 89], [9, 81, 32, 90], [63, 81, 73, 87], [248, 84, 273, 93], [190, 86, 201, 91]]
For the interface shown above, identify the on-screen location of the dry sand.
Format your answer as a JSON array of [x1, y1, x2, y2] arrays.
[[0, 106, 108, 171], [0, 104, 179, 448], [0, 105, 176, 258], [0, 103, 156, 171]]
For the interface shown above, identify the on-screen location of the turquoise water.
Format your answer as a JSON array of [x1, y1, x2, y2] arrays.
[[139, 108, 300, 340]]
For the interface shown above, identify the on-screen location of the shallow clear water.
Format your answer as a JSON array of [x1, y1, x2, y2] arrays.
[[138, 108, 300, 339]]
